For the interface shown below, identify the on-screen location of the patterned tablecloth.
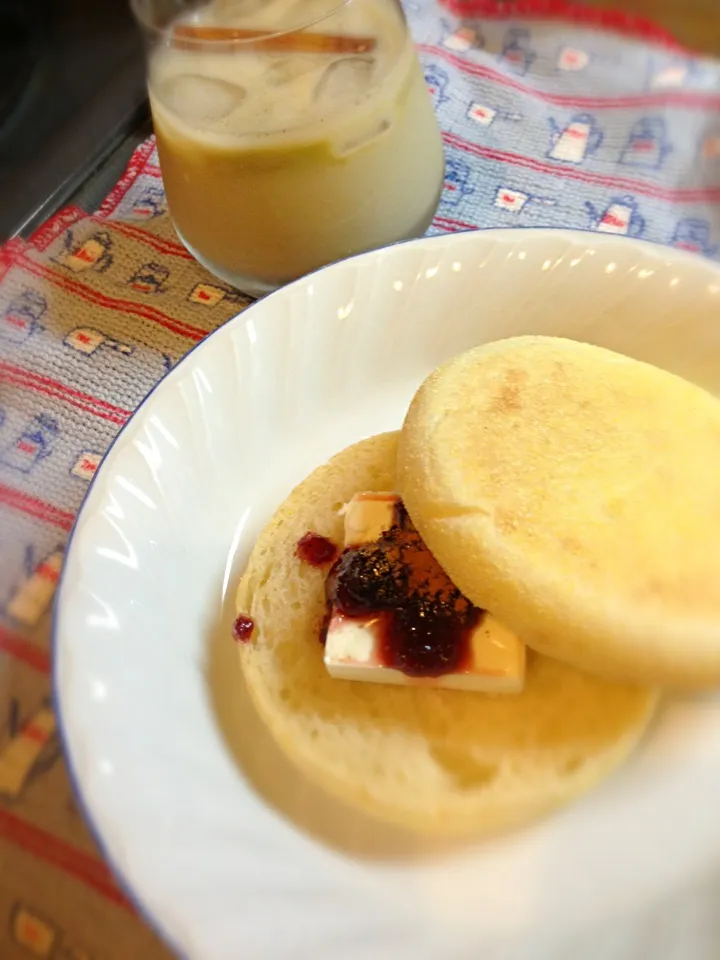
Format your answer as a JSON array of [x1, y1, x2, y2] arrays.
[[0, 2, 719, 957]]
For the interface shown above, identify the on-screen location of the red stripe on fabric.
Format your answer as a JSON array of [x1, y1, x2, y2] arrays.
[[0, 370, 129, 426], [443, 132, 720, 203], [27, 206, 88, 253], [0, 362, 133, 417], [95, 138, 157, 219], [16, 255, 206, 343], [421, 45, 720, 111], [0, 485, 75, 532], [35, 561, 60, 582], [0, 628, 51, 674], [0, 365, 131, 426], [0, 809, 133, 911], [433, 214, 478, 231], [0, 238, 25, 282], [438, 0, 682, 49], [22, 723, 50, 744], [142, 163, 163, 178], [0, 251, 12, 284], [105, 221, 193, 260]]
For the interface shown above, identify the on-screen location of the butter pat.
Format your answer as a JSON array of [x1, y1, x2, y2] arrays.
[[326, 611, 526, 691], [324, 493, 526, 692], [342, 491, 398, 544]]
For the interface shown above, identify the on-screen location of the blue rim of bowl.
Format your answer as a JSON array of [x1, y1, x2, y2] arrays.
[[50, 225, 720, 957]]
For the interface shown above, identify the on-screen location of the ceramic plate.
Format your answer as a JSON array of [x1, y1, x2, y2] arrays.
[[55, 229, 720, 960]]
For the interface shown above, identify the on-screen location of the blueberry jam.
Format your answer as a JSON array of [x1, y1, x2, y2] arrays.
[[325, 502, 483, 677], [232, 614, 255, 643], [296, 532, 338, 567]]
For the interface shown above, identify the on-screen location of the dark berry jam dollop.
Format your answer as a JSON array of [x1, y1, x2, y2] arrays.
[[296, 532, 338, 567], [232, 614, 255, 643], [325, 502, 483, 677]]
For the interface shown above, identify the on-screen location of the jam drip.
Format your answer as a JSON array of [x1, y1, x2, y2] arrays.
[[325, 503, 482, 677], [232, 614, 255, 643], [296, 532, 338, 567]]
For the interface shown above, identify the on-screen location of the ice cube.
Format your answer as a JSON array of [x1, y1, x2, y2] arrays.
[[210, 0, 268, 20], [335, 118, 391, 156], [158, 73, 247, 123], [284, 0, 346, 29], [265, 56, 319, 87], [313, 56, 375, 108]]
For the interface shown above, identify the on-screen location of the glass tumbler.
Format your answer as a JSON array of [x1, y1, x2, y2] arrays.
[[130, 0, 445, 296]]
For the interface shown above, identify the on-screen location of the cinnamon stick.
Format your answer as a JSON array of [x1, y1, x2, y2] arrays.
[[173, 24, 377, 54]]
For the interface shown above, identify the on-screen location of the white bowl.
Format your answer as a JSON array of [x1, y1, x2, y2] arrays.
[[55, 229, 720, 960]]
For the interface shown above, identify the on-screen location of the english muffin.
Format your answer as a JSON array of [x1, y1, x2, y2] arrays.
[[236, 433, 657, 835], [398, 336, 720, 686]]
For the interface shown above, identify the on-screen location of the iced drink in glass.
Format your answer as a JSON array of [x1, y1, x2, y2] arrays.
[[131, 0, 445, 295]]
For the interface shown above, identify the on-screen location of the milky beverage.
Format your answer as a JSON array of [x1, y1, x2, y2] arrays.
[[149, 0, 444, 289]]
